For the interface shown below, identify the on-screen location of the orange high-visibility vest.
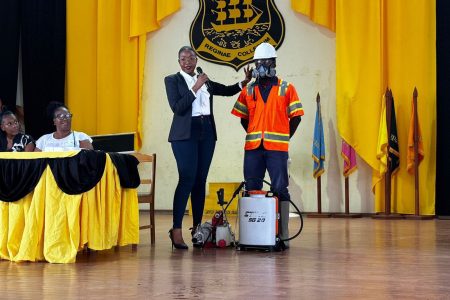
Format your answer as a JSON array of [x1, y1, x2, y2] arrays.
[[231, 79, 304, 151]]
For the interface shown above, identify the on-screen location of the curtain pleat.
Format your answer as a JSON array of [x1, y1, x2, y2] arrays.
[[336, 0, 383, 170], [291, 0, 336, 32], [130, 0, 181, 37]]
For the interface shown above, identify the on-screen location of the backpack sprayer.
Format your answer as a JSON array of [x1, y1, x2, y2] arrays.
[[191, 179, 304, 251]]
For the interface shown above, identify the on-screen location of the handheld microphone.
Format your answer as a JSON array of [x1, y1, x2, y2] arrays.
[[196, 66, 212, 90]]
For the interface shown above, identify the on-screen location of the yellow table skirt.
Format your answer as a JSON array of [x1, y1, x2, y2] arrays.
[[0, 153, 139, 263]]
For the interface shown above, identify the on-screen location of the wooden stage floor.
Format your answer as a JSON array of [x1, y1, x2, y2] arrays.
[[2, 212, 450, 299]]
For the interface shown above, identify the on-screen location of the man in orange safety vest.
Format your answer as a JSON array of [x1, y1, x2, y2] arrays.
[[231, 42, 304, 248]]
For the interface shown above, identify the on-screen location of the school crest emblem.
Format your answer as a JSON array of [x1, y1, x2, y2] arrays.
[[190, 0, 285, 70]]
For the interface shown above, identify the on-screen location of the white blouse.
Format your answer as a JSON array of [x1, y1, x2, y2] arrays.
[[36, 131, 92, 151], [180, 70, 211, 116]]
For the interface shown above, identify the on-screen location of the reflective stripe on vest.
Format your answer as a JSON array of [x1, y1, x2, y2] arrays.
[[288, 100, 303, 115], [264, 132, 290, 143], [245, 132, 289, 143], [246, 80, 288, 97], [246, 131, 262, 142], [233, 101, 248, 116], [278, 81, 289, 96]]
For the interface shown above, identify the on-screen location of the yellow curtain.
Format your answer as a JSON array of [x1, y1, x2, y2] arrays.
[[291, 0, 336, 32], [336, 0, 436, 215], [66, 0, 180, 149], [336, 0, 383, 172]]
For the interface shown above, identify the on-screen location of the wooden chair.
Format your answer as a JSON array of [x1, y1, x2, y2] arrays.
[[131, 152, 156, 246]]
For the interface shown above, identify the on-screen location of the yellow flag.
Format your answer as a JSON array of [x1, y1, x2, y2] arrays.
[[375, 95, 388, 179]]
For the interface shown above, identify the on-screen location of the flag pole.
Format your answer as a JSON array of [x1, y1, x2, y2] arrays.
[[386, 89, 393, 215], [345, 177, 350, 214], [308, 93, 330, 218], [414, 87, 420, 215], [373, 88, 402, 219], [334, 139, 361, 218], [405, 87, 434, 220], [333, 175, 362, 218], [318, 176, 322, 213]]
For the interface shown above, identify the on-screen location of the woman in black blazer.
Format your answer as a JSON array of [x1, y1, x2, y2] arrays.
[[164, 46, 251, 249]]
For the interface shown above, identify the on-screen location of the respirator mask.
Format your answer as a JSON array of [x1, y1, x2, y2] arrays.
[[252, 59, 276, 79]]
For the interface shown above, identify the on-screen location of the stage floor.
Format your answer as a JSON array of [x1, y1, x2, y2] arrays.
[[2, 212, 450, 299]]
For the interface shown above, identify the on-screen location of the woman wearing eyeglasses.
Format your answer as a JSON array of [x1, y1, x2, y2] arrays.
[[0, 110, 35, 152], [35, 102, 93, 151]]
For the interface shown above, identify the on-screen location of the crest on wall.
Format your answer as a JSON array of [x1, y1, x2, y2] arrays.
[[190, 0, 285, 71]]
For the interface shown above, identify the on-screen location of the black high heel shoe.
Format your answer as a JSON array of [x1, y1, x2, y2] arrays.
[[168, 229, 188, 250]]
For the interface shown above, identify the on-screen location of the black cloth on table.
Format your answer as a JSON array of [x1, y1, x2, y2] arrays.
[[108, 152, 140, 189], [0, 150, 140, 202], [48, 150, 107, 195], [0, 156, 47, 202]]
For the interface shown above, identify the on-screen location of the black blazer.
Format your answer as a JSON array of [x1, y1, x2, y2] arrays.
[[164, 72, 241, 142]]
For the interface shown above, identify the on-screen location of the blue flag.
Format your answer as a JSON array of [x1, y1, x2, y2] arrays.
[[312, 100, 325, 178]]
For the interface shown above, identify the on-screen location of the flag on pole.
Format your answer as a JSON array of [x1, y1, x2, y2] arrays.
[[388, 93, 400, 174], [341, 140, 357, 177], [376, 91, 400, 176], [312, 99, 325, 178], [407, 96, 424, 174], [376, 94, 388, 176]]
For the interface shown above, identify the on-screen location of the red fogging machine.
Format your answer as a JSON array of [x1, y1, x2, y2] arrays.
[[191, 179, 303, 251]]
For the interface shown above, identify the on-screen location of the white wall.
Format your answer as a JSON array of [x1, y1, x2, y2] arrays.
[[141, 0, 374, 213]]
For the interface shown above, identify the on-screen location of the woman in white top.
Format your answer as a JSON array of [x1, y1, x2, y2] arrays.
[[35, 102, 93, 151]]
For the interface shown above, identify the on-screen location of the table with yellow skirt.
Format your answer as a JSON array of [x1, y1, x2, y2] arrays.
[[0, 150, 140, 263]]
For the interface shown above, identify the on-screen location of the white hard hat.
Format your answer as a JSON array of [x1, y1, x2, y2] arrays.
[[253, 42, 277, 60]]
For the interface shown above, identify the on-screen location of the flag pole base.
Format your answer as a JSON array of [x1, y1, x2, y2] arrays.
[[372, 213, 403, 220], [404, 214, 435, 220], [333, 213, 363, 218], [307, 212, 332, 218]]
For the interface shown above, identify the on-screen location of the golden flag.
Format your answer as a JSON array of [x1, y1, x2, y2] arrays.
[[375, 95, 388, 178]]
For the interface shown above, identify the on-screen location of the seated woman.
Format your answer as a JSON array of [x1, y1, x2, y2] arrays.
[[0, 110, 35, 152], [35, 102, 93, 151]]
